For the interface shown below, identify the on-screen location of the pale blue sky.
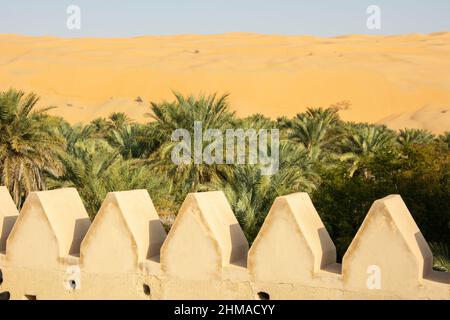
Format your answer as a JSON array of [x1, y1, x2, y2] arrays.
[[1, 0, 449, 37]]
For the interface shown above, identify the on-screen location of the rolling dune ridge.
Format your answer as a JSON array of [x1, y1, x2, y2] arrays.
[[0, 33, 449, 133]]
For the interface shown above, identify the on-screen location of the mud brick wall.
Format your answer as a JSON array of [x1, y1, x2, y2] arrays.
[[0, 187, 448, 300]]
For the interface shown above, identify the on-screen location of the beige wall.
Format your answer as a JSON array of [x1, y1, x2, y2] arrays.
[[0, 187, 449, 300]]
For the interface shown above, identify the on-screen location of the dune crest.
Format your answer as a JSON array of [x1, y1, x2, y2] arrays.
[[0, 33, 449, 133]]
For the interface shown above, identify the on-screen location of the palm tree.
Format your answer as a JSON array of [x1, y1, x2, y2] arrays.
[[212, 141, 319, 242], [397, 128, 434, 147], [150, 92, 235, 133], [46, 141, 119, 217], [0, 89, 64, 205], [106, 124, 146, 159], [88, 117, 111, 138], [438, 132, 450, 148], [340, 125, 396, 177], [108, 112, 133, 130], [57, 122, 94, 154], [238, 114, 275, 131], [47, 138, 175, 218], [148, 93, 236, 195], [289, 107, 341, 159], [304, 107, 341, 122], [215, 165, 272, 241]]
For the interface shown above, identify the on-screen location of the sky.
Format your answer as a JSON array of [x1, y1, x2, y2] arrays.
[[0, 0, 450, 37]]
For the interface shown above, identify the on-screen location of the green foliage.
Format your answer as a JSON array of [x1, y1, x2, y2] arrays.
[[0, 89, 65, 205], [213, 141, 319, 242], [47, 127, 174, 218], [397, 128, 434, 147], [313, 140, 449, 260], [288, 107, 342, 160], [430, 243, 450, 272], [105, 124, 153, 159], [0, 89, 448, 268], [147, 93, 236, 200], [439, 132, 450, 148], [339, 125, 397, 177]]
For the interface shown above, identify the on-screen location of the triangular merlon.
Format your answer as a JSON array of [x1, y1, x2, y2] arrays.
[[161, 191, 248, 280], [343, 195, 433, 291], [248, 193, 336, 282], [7, 188, 90, 259], [80, 190, 166, 269]]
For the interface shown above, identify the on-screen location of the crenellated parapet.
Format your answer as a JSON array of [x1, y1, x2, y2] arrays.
[[0, 187, 448, 300], [342, 195, 449, 299], [81, 190, 166, 273]]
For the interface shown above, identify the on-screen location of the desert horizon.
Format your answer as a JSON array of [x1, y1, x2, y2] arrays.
[[1, 32, 449, 133]]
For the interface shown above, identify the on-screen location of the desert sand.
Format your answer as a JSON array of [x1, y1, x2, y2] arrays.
[[0, 33, 449, 133]]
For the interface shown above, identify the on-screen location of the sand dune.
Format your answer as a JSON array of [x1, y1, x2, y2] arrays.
[[379, 106, 449, 133], [0, 33, 449, 133]]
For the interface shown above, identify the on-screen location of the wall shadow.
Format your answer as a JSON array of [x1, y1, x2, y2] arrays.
[[146, 219, 166, 262], [229, 223, 248, 267], [69, 218, 91, 255], [0, 215, 18, 252]]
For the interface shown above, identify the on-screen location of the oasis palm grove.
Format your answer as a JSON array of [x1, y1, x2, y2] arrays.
[[0, 88, 448, 269]]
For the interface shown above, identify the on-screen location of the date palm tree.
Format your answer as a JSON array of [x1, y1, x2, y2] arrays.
[[108, 112, 133, 130], [106, 124, 147, 160], [397, 128, 434, 147], [289, 107, 342, 160], [340, 125, 396, 177], [438, 132, 450, 148], [148, 93, 236, 196], [0, 89, 64, 206], [213, 141, 319, 242], [58, 121, 94, 154], [47, 139, 174, 218], [238, 114, 275, 131], [88, 117, 111, 138]]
